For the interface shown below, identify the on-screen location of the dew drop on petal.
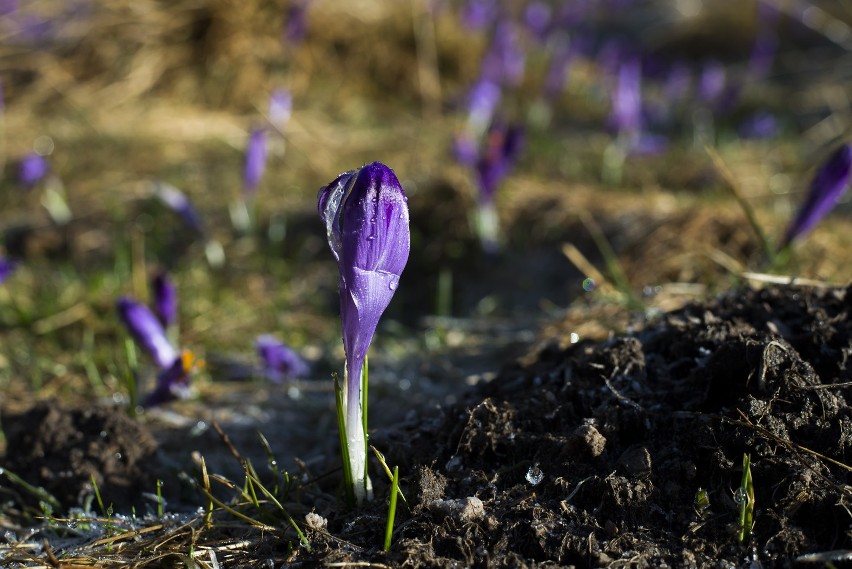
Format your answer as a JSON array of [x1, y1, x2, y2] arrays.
[[389, 279, 398, 291]]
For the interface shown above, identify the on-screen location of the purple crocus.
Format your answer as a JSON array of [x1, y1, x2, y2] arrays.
[[780, 143, 852, 250], [18, 153, 49, 188], [243, 127, 268, 196], [476, 121, 524, 204], [268, 89, 292, 131], [151, 272, 178, 329], [284, 0, 310, 47], [154, 182, 205, 235], [117, 297, 178, 369], [318, 161, 410, 504], [117, 296, 195, 407], [256, 334, 309, 382], [0, 256, 17, 283], [609, 57, 642, 137]]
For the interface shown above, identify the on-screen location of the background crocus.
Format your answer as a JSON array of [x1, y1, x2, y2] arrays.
[[779, 143, 852, 250], [256, 335, 309, 382], [0, 256, 17, 283], [243, 127, 268, 196], [268, 88, 292, 132], [117, 296, 194, 407], [154, 181, 205, 235], [151, 272, 178, 330], [19, 152, 49, 188], [473, 120, 524, 253], [318, 161, 410, 505]]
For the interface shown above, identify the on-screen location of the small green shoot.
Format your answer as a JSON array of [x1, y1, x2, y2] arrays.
[[156, 479, 164, 518], [371, 446, 409, 510], [693, 487, 710, 518], [91, 474, 115, 551], [736, 453, 755, 545], [383, 465, 400, 552], [0, 467, 61, 512], [705, 145, 775, 265], [579, 212, 644, 310], [436, 267, 453, 317]]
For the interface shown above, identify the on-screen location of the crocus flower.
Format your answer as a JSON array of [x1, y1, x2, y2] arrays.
[[524, 2, 551, 41], [151, 272, 178, 329], [0, 256, 17, 283], [154, 181, 205, 235], [609, 57, 642, 138], [268, 88, 292, 132], [780, 143, 852, 250], [19, 153, 49, 188], [318, 161, 410, 505], [256, 334, 309, 382], [476, 121, 524, 204], [243, 127, 268, 196], [117, 296, 195, 407], [284, 0, 310, 47], [481, 21, 525, 87], [464, 78, 501, 138], [117, 297, 177, 369], [473, 121, 523, 253]]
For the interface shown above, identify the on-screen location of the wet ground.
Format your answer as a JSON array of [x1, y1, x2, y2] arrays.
[[3, 283, 851, 567]]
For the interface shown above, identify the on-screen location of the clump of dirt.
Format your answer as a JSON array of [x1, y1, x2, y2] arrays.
[[1, 402, 160, 512], [300, 284, 852, 567]]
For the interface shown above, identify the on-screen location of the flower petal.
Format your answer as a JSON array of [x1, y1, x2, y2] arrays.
[[117, 296, 178, 369]]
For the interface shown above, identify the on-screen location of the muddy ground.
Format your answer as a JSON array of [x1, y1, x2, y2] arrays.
[[3, 282, 851, 568]]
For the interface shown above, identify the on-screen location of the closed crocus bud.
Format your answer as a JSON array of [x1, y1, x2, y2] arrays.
[[320, 162, 410, 393], [780, 144, 852, 250], [319, 161, 410, 504], [151, 272, 178, 329], [256, 335, 309, 382], [117, 296, 178, 369]]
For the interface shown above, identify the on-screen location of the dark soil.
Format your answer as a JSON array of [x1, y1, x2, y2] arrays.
[[3, 283, 852, 567]]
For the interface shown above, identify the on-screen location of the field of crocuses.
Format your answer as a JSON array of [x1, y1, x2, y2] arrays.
[[2, 1, 852, 567]]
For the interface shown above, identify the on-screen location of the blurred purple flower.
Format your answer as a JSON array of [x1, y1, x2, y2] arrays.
[[737, 112, 778, 140], [154, 182, 205, 235], [117, 297, 178, 369], [749, 0, 779, 78], [464, 79, 501, 136], [476, 121, 524, 204], [142, 352, 195, 407], [0, 256, 17, 283], [284, 0, 310, 46], [243, 127, 268, 196], [627, 133, 668, 156], [256, 335, 309, 382], [461, 0, 496, 30], [268, 88, 292, 131], [524, 2, 551, 41], [481, 21, 525, 86], [610, 57, 642, 137], [117, 296, 196, 407], [151, 272, 178, 328], [698, 60, 726, 105], [662, 62, 692, 104], [780, 144, 852, 249], [19, 153, 49, 188], [453, 133, 478, 166]]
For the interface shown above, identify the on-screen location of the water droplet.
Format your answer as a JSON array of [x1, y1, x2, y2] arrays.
[[733, 487, 747, 505], [389, 279, 398, 291], [570, 332, 580, 344], [526, 465, 544, 486], [582, 278, 596, 292]]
